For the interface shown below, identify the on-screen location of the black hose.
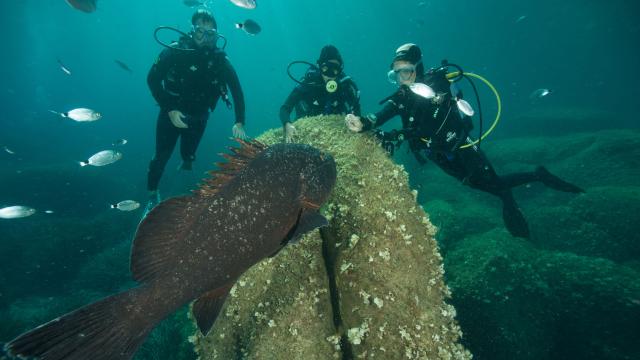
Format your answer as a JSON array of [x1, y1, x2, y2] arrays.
[[438, 62, 465, 82], [437, 61, 483, 148], [153, 26, 227, 51], [286, 61, 318, 85], [153, 26, 193, 51]]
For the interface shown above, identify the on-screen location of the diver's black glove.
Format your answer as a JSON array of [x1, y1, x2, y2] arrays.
[[374, 129, 403, 156]]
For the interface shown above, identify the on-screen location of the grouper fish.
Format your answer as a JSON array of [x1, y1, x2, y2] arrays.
[[5, 140, 337, 360]]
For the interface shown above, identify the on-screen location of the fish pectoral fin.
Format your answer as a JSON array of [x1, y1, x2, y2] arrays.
[[268, 245, 286, 258], [287, 209, 329, 245], [192, 285, 232, 335], [272, 210, 329, 258]]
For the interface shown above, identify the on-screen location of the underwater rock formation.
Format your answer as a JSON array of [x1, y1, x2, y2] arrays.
[[446, 230, 640, 360], [528, 185, 640, 262], [191, 115, 471, 359], [394, 127, 640, 359]]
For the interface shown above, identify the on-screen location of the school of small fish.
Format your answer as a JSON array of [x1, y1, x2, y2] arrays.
[[4, 0, 268, 221]]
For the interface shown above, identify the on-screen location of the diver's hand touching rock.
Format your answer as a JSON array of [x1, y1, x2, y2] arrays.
[[284, 122, 297, 143], [345, 113, 363, 132]]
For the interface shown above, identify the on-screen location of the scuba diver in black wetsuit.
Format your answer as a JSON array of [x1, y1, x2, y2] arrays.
[[146, 9, 247, 211], [280, 45, 361, 143], [345, 43, 584, 239]]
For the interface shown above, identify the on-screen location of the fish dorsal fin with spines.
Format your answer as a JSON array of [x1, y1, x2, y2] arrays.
[[130, 139, 267, 283], [195, 139, 267, 198]]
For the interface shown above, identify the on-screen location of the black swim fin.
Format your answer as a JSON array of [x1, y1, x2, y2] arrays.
[[536, 166, 585, 193], [502, 195, 530, 239]]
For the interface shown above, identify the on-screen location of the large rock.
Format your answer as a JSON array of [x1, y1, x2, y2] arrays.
[[192, 115, 471, 359], [446, 230, 640, 360]]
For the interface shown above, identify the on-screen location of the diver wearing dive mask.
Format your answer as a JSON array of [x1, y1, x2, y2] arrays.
[[345, 43, 584, 240], [191, 24, 218, 48], [387, 63, 418, 85], [280, 45, 361, 143], [146, 9, 248, 213], [320, 61, 342, 78]]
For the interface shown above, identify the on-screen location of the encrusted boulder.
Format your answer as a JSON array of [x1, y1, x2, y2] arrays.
[[191, 115, 471, 359]]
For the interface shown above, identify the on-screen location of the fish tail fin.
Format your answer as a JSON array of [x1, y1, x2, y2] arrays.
[[5, 287, 158, 360], [235, 23, 243, 29], [110, 204, 117, 209], [79, 160, 89, 167]]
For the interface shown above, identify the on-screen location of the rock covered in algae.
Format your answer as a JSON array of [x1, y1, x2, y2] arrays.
[[191, 115, 471, 359], [445, 229, 640, 360]]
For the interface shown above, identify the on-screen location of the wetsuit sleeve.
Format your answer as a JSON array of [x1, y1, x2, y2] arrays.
[[221, 57, 246, 125], [346, 80, 362, 116], [361, 99, 400, 131], [147, 49, 179, 110], [279, 86, 304, 125]]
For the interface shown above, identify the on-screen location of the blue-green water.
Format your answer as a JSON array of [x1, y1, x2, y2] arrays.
[[0, 1, 638, 359]]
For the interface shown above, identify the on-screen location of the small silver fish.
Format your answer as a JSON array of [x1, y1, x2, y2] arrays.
[[57, 58, 72, 75], [50, 108, 102, 122], [112, 138, 128, 146], [515, 15, 527, 23], [111, 200, 140, 212], [530, 88, 552, 99], [235, 19, 261, 35], [229, 0, 256, 9], [114, 60, 132, 73], [80, 150, 123, 167], [65, 0, 97, 13], [44, 210, 55, 214], [0, 206, 36, 219], [3, 145, 15, 155]]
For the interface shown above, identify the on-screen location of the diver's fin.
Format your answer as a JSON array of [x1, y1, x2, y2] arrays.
[[5, 287, 155, 360], [536, 166, 585, 193], [139, 191, 161, 223], [502, 196, 530, 239], [131, 196, 205, 283], [140, 201, 155, 221], [195, 139, 267, 198], [192, 286, 231, 335], [288, 210, 329, 244]]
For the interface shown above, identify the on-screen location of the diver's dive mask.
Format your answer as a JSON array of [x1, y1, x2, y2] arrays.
[[320, 61, 342, 78], [192, 25, 218, 47], [387, 64, 417, 84]]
